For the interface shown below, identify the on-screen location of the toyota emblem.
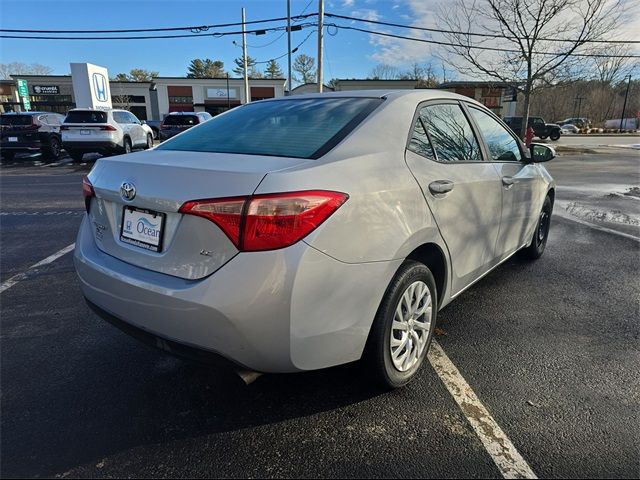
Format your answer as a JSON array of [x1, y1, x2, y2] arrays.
[[120, 182, 136, 201]]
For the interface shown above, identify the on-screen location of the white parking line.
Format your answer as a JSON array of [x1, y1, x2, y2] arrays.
[[0, 243, 75, 294], [428, 340, 537, 479]]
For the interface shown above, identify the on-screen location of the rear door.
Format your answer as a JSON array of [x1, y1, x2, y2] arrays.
[[466, 105, 544, 258], [404, 101, 503, 295]]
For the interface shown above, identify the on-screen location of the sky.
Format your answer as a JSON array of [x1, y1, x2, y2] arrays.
[[1, 0, 638, 82]]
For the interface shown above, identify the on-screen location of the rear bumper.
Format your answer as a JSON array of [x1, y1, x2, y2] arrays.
[[159, 130, 180, 140], [63, 141, 120, 152], [74, 215, 400, 372]]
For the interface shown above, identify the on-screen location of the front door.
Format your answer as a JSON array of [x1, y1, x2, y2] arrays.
[[466, 105, 542, 258], [405, 101, 503, 296]]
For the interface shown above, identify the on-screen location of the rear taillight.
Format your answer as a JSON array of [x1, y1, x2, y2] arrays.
[[179, 190, 348, 251], [160, 123, 170, 129], [100, 125, 117, 131], [60, 125, 70, 130], [82, 176, 95, 213]]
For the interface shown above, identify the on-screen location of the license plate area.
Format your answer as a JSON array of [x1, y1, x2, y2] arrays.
[[8, 137, 18, 142], [80, 129, 91, 135], [120, 206, 165, 252]]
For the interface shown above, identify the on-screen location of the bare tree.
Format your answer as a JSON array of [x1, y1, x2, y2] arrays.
[[369, 64, 400, 80], [0, 62, 53, 79], [399, 62, 440, 87], [436, 0, 622, 138]]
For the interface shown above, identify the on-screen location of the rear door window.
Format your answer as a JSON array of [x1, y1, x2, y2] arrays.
[[0, 115, 33, 126], [419, 104, 482, 162], [157, 97, 383, 159], [64, 111, 107, 124], [407, 118, 436, 161]]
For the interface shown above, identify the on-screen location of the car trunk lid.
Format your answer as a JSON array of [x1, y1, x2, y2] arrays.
[[86, 149, 309, 280]]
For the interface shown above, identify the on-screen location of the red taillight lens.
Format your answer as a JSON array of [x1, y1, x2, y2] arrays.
[[99, 125, 117, 131], [244, 191, 348, 251], [82, 176, 95, 213], [179, 197, 246, 247], [160, 124, 170, 129], [60, 125, 70, 130], [179, 190, 348, 252]]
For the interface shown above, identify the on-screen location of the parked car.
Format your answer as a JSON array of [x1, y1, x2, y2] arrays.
[[504, 116, 562, 141], [159, 112, 212, 141], [145, 120, 162, 139], [75, 91, 556, 388], [561, 124, 579, 134], [0, 112, 66, 161], [62, 109, 154, 162], [558, 117, 590, 128]]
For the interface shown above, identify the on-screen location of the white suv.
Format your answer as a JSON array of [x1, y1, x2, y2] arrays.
[[62, 109, 154, 162]]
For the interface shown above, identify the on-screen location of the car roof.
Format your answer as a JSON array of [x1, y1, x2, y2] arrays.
[[265, 89, 490, 107], [1, 111, 49, 116], [166, 111, 199, 115]]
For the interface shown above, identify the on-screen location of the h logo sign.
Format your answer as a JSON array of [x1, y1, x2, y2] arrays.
[[92, 73, 108, 102]]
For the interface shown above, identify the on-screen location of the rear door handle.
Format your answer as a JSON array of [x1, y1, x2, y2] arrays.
[[502, 176, 517, 188], [429, 180, 454, 195]]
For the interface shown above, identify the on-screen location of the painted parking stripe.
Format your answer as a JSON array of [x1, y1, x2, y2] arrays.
[[428, 340, 537, 479], [0, 243, 75, 294]]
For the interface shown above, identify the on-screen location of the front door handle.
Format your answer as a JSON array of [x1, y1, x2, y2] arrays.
[[429, 180, 454, 195], [502, 176, 517, 188]]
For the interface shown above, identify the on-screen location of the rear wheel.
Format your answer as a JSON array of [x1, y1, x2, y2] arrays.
[[539, 134, 548, 140], [123, 137, 132, 154], [44, 136, 61, 161], [364, 260, 437, 389], [68, 150, 84, 163], [550, 130, 561, 141], [519, 195, 552, 260], [145, 133, 153, 150]]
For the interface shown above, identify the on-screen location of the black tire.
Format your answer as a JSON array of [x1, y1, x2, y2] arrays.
[[364, 260, 438, 389], [122, 137, 132, 154], [44, 136, 62, 161], [519, 195, 552, 260], [68, 150, 84, 163], [145, 133, 153, 150], [1, 151, 15, 161], [539, 134, 548, 140], [550, 130, 561, 141]]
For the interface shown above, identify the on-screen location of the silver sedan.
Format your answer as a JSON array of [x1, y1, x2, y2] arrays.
[[75, 90, 555, 388]]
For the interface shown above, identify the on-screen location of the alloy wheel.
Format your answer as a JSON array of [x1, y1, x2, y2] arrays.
[[389, 280, 432, 372]]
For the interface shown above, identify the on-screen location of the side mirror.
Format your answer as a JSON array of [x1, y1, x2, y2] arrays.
[[529, 143, 555, 163], [141, 120, 147, 125]]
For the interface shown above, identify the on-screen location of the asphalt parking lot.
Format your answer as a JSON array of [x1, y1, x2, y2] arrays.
[[1, 146, 639, 478]]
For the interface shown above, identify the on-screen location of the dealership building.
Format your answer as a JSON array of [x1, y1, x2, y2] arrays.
[[1, 75, 286, 120]]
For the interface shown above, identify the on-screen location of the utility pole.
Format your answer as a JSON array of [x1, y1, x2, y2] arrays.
[[226, 72, 230, 110], [242, 7, 250, 104], [619, 74, 632, 131], [317, 0, 324, 93], [287, 0, 292, 95]]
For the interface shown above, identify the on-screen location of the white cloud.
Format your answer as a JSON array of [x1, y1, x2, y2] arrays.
[[342, 0, 355, 7]]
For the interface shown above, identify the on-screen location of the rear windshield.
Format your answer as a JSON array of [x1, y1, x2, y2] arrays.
[[157, 97, 383, 159], [0, 115, 33, 126], [163, 115, 198, 126], [64, 111, 107, 124]]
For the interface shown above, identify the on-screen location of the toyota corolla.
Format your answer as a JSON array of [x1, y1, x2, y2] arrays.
[[74, 90, 555, 388]]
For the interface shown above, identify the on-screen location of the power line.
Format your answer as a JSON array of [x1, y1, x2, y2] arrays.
[[0, 23, 317, 41], [325, 12, 640, 45], [328, 23, 640, 58], [245, 1, 315, 49], [0, 14, 317, 34]]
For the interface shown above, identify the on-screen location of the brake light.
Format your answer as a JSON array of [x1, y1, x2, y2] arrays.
[[60, 125, 70, 130], [100, 125, 117, 131], [179, 190, 348, 251], [160, 123, 170, 129], [82, 176, 95, 213]]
